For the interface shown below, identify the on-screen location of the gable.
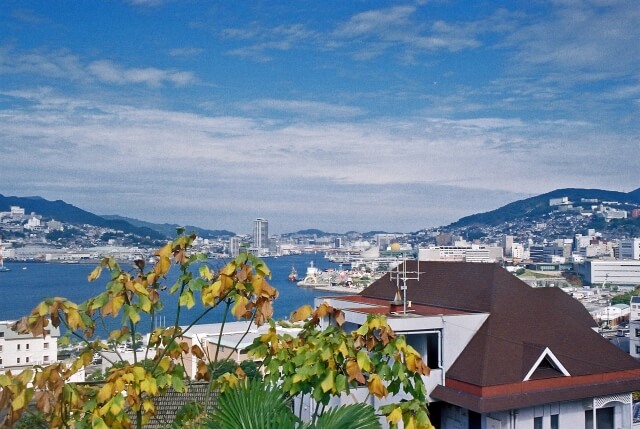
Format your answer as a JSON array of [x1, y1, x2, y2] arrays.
[[523, 347, 570, 381]]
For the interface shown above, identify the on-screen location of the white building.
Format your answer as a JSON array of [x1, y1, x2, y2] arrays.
[[252, 218, 269, 256], [620, 238, 640, 260], [0, 321, 59, 371], [511, 243, 525, 260], [575, 260, 640, 286], [418, 245, 502, 263]]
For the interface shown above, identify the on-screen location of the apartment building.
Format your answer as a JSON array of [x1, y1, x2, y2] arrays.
[[0, 320, 59, 371]]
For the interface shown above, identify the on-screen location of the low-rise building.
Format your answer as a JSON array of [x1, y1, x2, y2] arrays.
[[575, 260, 640, 286], [0, 320, 59, 371]]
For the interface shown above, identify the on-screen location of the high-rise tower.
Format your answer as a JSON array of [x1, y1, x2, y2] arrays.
[[252, 218, 269, 254]]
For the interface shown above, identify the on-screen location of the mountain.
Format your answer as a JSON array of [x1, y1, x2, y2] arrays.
[[449, 188, 640, 228], [0, 194, 165, 240], [101, 215, 235, 239]]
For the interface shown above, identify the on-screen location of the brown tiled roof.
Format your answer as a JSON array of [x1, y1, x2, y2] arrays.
[[139, 382, 217, 429], [358, 261, 640, 411]]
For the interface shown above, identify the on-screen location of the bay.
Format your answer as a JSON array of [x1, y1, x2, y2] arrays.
[[0, 254, 338, 338]]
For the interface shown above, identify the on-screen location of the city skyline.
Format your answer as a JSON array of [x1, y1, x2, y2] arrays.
[[1, 1, 639, 235]]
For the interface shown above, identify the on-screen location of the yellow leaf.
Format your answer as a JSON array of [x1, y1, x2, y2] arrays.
[[88, 266, 103, 282], [405, 415, 416, 429], [179, 290, 195, 309], [291, 305, 313, 322], [232, 296, 249, 318], [387, 407, 403, 424], [97, 383, 113, 403], [357, 350, 372, 372], [367, 374, 388, 398], [320, 371, 335, 393]]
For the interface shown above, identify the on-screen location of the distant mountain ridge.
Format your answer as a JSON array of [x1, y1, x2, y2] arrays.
[[0, 194, 166, 239], [449, 187, 640, 228], [102, 215, 235, 239]]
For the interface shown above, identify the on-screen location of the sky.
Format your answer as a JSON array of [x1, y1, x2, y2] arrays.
[[1, 1, 639, 235]]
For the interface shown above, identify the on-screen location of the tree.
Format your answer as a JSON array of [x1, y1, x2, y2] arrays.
[[0, 233, 433, 429]]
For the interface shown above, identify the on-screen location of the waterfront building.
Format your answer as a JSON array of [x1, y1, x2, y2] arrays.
[[316, 261, 640, 428]]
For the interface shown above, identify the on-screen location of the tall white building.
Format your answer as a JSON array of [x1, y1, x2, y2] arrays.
[[252, 218, 269, 255], [0, 321, 59, 371], [620, 238, 640, 260], [229, 236, 241, 257]]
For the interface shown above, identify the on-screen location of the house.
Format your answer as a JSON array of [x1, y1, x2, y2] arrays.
[[316, 261, 640, 429], [0, 320, 59, 371]]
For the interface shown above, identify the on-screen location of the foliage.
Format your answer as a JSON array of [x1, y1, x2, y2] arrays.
[[14, 410, 49, 429], [206, 379, 299, 429], [0, 232, 277, 428], [207, 379, 381, 429], [0, 233, 433, 429], [244, 303, 433, 428], [610, 287, 640, 306]]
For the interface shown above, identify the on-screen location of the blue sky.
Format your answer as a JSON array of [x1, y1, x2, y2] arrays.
[[1, 1, 639, 234]]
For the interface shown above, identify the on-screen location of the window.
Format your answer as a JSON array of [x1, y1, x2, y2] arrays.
[[0, 345, 3, 352], [551, 414, 559, 429], [16, 357, 20, 364], [635, 328, 640, 337], [17, 344, 20, 351], [0, 358, 2, 365], [26, 344, 29, 350], [43, 355, 49, 362], [534, 416, 543, 429], [636, 345, 640, 354], [43, 342, 49, 349], [25, 357, 29, 363], [406, 332, 441, 369], [0, 332, 4, 337]]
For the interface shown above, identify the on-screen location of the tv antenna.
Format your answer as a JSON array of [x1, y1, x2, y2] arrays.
[[389, 259, 423, 315]]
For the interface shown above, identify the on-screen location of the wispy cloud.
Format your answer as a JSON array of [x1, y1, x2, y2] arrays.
[[87, 60, 195, 87], [168, 47, 204, 58], [222, 24, 317, 61], [505, 1, 640, 80], [0, 47, 196, 87], [239, 99, 365, 118]]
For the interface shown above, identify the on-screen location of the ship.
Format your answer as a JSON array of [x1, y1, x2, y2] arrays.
[[297, 261, 331, 288], [0, 254, 9, 272], [288, 265, 298, 282]]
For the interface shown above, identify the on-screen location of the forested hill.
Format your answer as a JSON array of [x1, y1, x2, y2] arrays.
[[449, 188, 640, 228], [101, 215, 235, 239], [0, 194, 165, 239]]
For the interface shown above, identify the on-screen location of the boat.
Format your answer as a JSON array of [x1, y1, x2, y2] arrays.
[[0, 244, 9, 272], [297, 261, 330, 288], [288, 265, 298, 282]]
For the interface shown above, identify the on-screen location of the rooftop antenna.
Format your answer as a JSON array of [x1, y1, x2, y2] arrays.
[[390, 257, 423, 315]]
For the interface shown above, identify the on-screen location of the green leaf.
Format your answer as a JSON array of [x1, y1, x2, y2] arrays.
[[179, 290, 195, 309]]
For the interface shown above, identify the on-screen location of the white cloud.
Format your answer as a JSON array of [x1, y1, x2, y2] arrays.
[[240, 99, 365, 118], [87, 60, 195, 87], [1, 88, 637, 232], [0, 47, 196, 87]]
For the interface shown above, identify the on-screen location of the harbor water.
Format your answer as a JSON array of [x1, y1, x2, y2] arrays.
[[0, 254, 339, 338]]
